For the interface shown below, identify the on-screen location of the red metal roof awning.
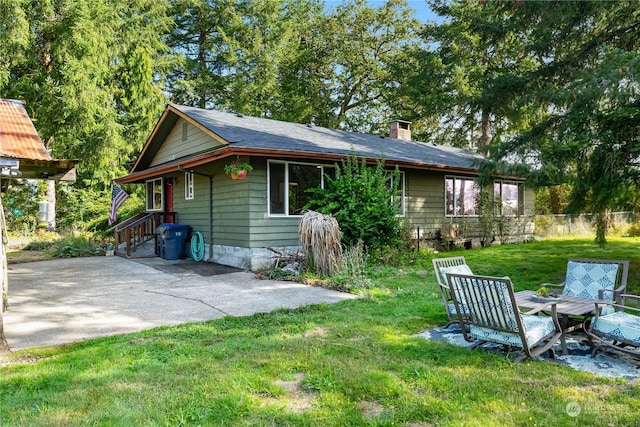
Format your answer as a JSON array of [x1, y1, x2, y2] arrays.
[[0, 99, 76, 181]]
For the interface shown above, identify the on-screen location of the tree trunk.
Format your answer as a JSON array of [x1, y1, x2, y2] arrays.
[[548, 185, 562, 214], [0, 197, 9, 352], [480, 108, 490, 147]]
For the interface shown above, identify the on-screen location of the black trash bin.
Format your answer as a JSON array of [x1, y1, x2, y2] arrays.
[[156, 223, 192, 260]]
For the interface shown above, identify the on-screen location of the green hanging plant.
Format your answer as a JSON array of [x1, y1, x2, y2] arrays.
[[224, 161, 253, 179]]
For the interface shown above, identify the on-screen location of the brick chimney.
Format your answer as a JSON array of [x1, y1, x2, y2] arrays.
[[389, 120, 411, 140]]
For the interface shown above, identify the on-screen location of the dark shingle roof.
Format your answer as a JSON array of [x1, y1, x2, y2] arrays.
[[172, 104, 483, 171]]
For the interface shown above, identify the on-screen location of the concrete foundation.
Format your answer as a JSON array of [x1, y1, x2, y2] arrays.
[[207, 244, 303, 271]]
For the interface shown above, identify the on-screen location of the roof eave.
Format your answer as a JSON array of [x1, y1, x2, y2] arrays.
[[116, 147, 502, 184]]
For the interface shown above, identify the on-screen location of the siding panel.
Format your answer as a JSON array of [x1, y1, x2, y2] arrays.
[[150, 119, 222, 166]]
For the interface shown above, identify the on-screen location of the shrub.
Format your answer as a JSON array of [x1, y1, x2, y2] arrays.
[[46, 231, 104, 258], [305, 155, 402, 257]]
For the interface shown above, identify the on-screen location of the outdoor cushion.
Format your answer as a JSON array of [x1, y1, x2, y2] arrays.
[[470, 314, 557, 349], [562, 261, 619, 300], [465, 279, 520, 330], [441, 264, 473, 312], [447, 303, 469, 316], [440, 264, 473, 287], [591, 311, 640, 344]]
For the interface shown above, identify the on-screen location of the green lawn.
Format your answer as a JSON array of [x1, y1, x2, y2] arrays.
[[1, 237, 639, 426]]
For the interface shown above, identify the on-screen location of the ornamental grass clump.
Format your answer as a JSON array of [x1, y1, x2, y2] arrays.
[[298, 210, 342, 276]]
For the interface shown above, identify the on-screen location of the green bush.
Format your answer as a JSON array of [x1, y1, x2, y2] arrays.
[[46, 231, 104, 258], [2, 180, 46, 232], [305, 155, 403, 258]]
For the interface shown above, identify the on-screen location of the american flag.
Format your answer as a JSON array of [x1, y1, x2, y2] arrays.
[[108, 182, 130, 225]]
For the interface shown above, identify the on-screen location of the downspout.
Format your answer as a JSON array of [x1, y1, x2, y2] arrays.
[[179, 166, 214, 261]]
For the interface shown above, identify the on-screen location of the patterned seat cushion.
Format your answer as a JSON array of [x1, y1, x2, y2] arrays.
[[447, 303, 469, 316], [470, 314, 557, 348], [563, 261, 619, 300], [440, 264, 473, 313], [592, 311, 640, 345], [440, 264, 473, 288]]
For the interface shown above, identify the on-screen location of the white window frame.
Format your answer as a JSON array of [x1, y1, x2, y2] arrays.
[[267, 160, 335, 217], [445, 176, 480, 217], [145, 177, 164, 212], [184, 172, 194, 200], [494, 180, 524, 216], [268, 160, 405, 217]]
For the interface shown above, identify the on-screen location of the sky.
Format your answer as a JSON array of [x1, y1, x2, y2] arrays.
[[324, 1, 439, 23]]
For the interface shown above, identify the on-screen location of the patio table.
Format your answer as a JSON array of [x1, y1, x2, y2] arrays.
[[515, 290, 603, 355]]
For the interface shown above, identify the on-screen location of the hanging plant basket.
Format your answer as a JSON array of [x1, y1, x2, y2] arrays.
[[230, 169, 248, 180], [225, 161, 253, 180]]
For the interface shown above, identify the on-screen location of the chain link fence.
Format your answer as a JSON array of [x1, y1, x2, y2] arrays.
[[534, 212, 639, 238]]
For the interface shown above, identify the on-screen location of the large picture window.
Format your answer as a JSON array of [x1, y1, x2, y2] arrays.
[[268, 161, 333, 216], [146, 177, 163, 211], [494, 181, 524, 216], [445, 176, 480, 216]]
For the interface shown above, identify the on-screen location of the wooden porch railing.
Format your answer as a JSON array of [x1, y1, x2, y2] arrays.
[[113, 213, 161, 258]]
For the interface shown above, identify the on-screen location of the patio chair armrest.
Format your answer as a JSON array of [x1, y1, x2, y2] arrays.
[[613, 284, 627, 303], [619, 294, 640, 304], [593, 296, 640, 315], [598, 288, 625, 304]]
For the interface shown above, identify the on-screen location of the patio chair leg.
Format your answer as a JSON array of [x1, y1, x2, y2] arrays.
[[560, 334, 568, 355], [591, 346, 599, 358], [547, 348, 556, 360]]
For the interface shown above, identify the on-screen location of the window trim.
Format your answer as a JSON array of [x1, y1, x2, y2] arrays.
[[268, 160, 333, 217], [445, 175, 480, 217], [494, 180, 524, 216], [268, 160, 405, 217], [145, 177, 164, 212], [184, 172, 194, 200]]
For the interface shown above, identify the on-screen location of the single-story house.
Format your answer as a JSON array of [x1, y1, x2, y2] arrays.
[[116, 104, 534, 270]]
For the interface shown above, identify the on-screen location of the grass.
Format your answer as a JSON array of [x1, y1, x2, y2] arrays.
[[1, 237, 640, 426]]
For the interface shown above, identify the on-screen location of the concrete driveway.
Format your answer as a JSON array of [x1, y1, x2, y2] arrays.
[[4, 256, 356, 351]]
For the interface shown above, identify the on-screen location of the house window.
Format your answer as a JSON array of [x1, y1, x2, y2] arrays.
[[269, 161, 331, 216], [445, 176, 480, 216], [494, 181, 524, 216], [185, 172, 194, 200], [146, 177, 163, 211]]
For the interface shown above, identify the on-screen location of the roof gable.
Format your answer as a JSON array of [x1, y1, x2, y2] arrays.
[[0, 98, 51, 161]]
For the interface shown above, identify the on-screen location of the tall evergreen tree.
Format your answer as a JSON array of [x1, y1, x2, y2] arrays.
[[0, 0, 171, 189], [408, 0, 640, 244]]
